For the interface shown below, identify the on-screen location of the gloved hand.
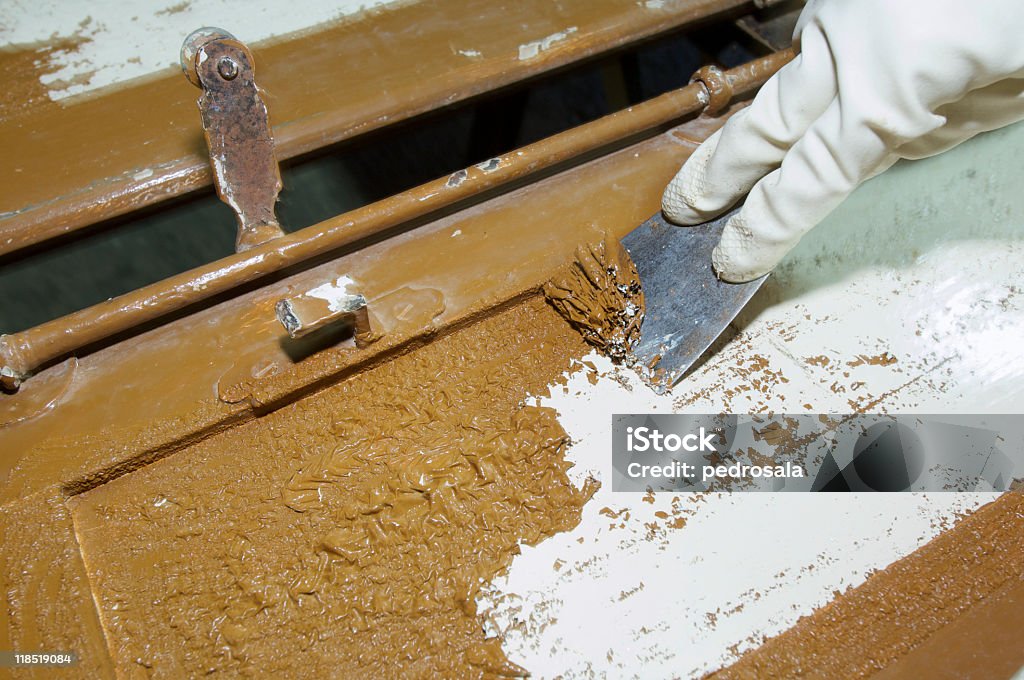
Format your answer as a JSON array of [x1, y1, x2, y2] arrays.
[[662, 0, 1024, 282]]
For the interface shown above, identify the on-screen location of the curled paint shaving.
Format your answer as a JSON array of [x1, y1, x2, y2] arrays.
[[543, 234, 645, 363]]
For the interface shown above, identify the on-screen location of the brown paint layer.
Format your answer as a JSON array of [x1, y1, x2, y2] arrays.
[[874, 575, 1024, 679], [0, 112, 733, 670], [544, 232, 645, 362], [0, 0, 751, 255], [713, 492, 1024, 679], [0, 49, 793, 384], [0, 489, 115, 679], [0, 37, 88, 122], [68, 296, 596, 677]]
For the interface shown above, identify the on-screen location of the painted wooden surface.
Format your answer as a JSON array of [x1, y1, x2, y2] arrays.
[[3, 107, 1022, 675], [3, 3, 1022, 675], [0, 0, 748, 255], [0, 109, 728, 679]]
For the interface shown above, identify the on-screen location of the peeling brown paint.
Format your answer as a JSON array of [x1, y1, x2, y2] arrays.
[[544, 233, 645, 363], [846, 352, 899, 368], [0, 114, 724, 503], [0, 36, 91, 122], [0, 490, 116, 678]]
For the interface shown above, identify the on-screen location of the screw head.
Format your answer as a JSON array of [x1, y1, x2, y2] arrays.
[[218, 57, 239, 80], [180, 27, 235, 87], [0, 365, 21, 392]]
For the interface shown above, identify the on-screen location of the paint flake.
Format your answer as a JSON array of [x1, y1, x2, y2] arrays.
[[517, 27, 578, 61]]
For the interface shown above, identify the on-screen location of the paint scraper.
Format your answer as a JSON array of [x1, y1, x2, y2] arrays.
[[621, 208, 766, 393]]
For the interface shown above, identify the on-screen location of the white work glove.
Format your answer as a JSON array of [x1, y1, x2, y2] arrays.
[[663, 0, 1024, 282]]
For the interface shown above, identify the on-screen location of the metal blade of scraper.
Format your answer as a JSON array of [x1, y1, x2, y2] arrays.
[[621, 208, 766, 393]]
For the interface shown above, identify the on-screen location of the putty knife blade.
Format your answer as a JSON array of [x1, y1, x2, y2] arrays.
[[621, 208, 766, 393]]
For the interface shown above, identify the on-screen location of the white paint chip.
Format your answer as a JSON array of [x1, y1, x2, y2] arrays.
[[518, 26, 578, 61]]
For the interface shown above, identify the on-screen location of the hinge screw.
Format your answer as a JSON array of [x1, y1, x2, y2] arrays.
[[218, 57, 239, 80]]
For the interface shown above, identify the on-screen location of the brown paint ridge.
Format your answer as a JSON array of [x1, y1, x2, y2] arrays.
[[0, 0, 751, 255], [69, 297, 597, 677], [545, 232, 645, 362], [712, 492, 1024, 679]]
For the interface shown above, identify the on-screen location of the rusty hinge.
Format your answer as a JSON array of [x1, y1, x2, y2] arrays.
[[181, 28, 286, 252]]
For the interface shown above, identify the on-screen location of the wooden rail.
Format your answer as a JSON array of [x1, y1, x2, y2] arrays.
[[0, 0, 753, 257]]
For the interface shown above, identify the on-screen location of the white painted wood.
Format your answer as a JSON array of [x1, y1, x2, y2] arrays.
[[479, 120, 1024, 677]]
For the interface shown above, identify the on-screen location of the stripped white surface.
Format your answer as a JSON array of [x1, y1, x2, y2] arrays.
[[1, 0, 401, 101], [478, 121, 1024, 676]]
